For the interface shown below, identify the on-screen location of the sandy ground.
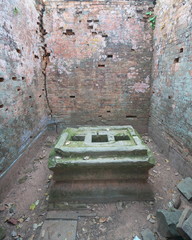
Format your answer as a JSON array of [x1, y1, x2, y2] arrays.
[[0, 134, 190, 240]]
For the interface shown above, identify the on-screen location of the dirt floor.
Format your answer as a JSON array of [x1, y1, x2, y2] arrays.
[[0, 133, 191, 240]]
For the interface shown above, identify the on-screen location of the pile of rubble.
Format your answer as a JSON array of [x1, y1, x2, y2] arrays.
[[157, 177, 192, 240], [157, 206, 192, 240], [134, 177, 192, 240]]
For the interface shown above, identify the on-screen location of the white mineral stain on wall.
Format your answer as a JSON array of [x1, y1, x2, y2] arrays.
[[132, 82, 150, 93]]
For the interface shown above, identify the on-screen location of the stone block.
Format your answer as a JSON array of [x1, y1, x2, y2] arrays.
[[38, 220, 77, 240], [156, 209, 182, 238], [141, 228, 156, 240], [48, 126, 155, 205], [177, 207, 192, 240], [177, 207, 192, 230], [181, 213, 192, 240], [177, 177, 192, 201], [49, 126, 155, 182], [49, 180, 154, 206]]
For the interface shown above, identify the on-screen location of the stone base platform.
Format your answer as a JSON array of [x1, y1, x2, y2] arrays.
[[48, 126, 155, 207], [49, 180, 154, 209]]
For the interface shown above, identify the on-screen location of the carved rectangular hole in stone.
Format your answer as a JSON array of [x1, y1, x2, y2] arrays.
[[0, 77, 4, 82], [70, 96, 75, 98], [92, 135, 108, 142], [102, 34, 108, 38], [174, 57, 180, 63], [64, 29, 75, 35], [88, 25, 93, 29], [180, 48, 183, 53], [98, 64, 105, 68], [115, 135, 130, 141], [71, 135, 85, 141], [94, 20, 99, 22], [87, 20, 92, 22], [107, 55, 113, 58], [12, 77, 17, 80]]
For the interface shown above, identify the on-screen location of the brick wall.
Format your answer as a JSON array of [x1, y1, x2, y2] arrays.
[[44, 0, 154, 133], [149, 0, 192, 176], [2, 0, 191, 178], [0, 0, 49, 174]]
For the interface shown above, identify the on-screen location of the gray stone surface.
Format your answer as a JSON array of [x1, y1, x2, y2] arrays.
[[0, 226, 5, 240], [177, 177, 192, 201], [39, 220, 77, 240], [156, 209, 182, 238], [49, 181, 154, 206], [49, 126, 155, 174], [177, 207, 192, 229], [141, 228, 156, 240], [181, 213, 192, 240], [46, 210, 96, 220], [48, 202, 88, 211], [177, 208, 192, 240], [48, 126, 155, 205]]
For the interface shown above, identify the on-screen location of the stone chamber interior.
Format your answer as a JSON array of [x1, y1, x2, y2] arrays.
[[0, 0, 192, 238]]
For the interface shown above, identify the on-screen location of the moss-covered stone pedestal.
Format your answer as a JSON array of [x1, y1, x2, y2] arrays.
[[48, 126, 155, 208]]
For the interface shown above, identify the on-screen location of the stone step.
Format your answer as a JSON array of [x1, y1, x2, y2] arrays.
[[38, 220, 77, 240], [49, 180, 154, 208], [51, 157, 151, 181]]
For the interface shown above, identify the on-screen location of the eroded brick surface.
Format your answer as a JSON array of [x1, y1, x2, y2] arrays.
[[149, 0, 192, 160], [0, 0, 49, 173], [44, 0, 154, 133]]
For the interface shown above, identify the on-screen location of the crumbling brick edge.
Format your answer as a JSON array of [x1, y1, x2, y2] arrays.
[[149, 125, 192, 178]]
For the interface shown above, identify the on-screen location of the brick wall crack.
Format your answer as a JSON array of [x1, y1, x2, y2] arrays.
[[38, 3, 52, 117]]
